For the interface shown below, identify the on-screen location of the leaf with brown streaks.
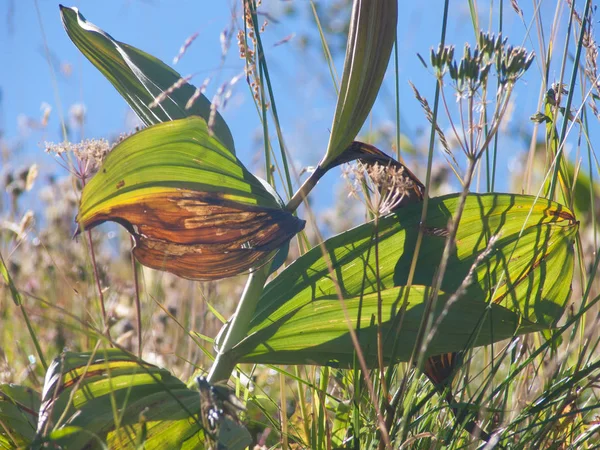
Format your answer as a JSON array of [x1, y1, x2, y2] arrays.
[[77, 116, 304, 280]]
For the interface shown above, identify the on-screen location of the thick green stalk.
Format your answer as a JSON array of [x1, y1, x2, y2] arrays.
[[207, 264, 271, 382]]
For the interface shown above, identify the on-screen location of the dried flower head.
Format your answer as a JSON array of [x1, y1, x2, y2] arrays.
[[343, 162, 415, 216], [419, 32, 534, 162]]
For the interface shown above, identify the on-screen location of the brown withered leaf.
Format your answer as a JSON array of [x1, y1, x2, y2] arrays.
[[83, 190, 304, 280], [77, 116, 304, 281]]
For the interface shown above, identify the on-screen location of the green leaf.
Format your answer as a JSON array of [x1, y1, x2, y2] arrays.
[[59, 5, 235, 153], [78, 116, 304, 280], [35, 350, 206, 449], [0, 384, 40, 447], [320, 0, 397, 168], [233, 285, 539, 366], [217, 418, 252, 450], [230, 194, 577, 366]]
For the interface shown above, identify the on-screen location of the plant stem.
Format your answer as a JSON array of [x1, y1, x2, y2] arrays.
[[86, 229, 110, 339], [286, 166, 326, 212], [207, 151, 329, 384], [395, 0, 450, 438], [416, 156, 476, 367], [131, 245, 142, 357], [280, 371, 289, 450], [0, 251, 48, 371], [549, 0, 592, 199], [207, 264, 271, 382]]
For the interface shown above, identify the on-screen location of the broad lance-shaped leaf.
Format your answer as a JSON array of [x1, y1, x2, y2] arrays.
[[229, 194, 577, 366], [232, 286, 542, 366], [320, 0, 397, 168], [78, 116, 305, 280], [34, 350, 250, 449], [60, 5, 235, 153]]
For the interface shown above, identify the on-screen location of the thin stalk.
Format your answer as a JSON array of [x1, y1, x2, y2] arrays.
[[280, 372, 289, 450], [248, 1, 294, 198], [395, 0, 450, 439], [286, 166, 327, 212], [394, 37, 401, 160], [130, 244, 142, 357], [294, 366, 311, 445], [374, 215, 388, 401], [79, 170, 110, 339], [403, 157, 477, 421], [20, 303, 48, 372], [258, 55, 273, 186], [85, 229, 109, 338], [549, 0, 591, 198], [316, 366, 329, 450], [490, 0, 503, 192], [310, 0, 340, 95]]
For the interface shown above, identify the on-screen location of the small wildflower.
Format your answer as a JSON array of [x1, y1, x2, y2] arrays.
[[430, 44, 455, 78], [25, 164, 38, 191], [415, 32, 534, 161], [343, 162, 415, 216], [45, 138, 111, 182], [1, 210, 34, 242], [497, 45, 534, 84], [5, 164, 38, 197]]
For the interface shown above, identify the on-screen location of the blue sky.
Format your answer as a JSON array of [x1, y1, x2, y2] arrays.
[[1, 0, 586, 220]]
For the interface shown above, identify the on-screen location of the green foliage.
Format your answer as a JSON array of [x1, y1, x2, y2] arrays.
[[0, 384, 40, 447], [34, 350, 208, 449], [59, 5, 235, 153], [2, 1, 597, 449], [230, 194, 576, 365], [234, 286, 540, 366]]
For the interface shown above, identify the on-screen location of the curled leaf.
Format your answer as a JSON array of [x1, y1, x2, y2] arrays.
[[334, 141, 425, 208], [320, 0, 398, 168], [78, 116, 305, 280], [286, 141, 423, 212]]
